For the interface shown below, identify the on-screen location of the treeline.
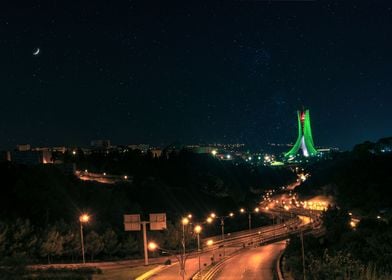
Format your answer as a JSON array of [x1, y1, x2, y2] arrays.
[[0, 150, 295, 228], [300, 141, 392, 214], [285, 207, 392, 279], [0, 218, 200, 264], [0, 219, 139, 264], [284, 137, 392, 279], [0, 150, 289, 264]]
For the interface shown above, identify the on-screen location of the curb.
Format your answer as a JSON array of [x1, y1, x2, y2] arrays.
[[135, 265, 167, 280], [276, 249, 285, 280]]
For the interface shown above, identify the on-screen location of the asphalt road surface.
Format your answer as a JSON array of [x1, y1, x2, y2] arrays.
[[149, 247, 235, 280], [212, 241, 286, 280]]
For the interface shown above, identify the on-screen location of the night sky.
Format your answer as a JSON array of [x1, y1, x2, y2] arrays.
[[1, 1, 391, 150]]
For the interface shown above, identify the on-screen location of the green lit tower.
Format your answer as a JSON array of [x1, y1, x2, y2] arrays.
[[285, 109, 318, 158]]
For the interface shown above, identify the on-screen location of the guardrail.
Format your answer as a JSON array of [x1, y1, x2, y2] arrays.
[[195, 222, 312, 280]]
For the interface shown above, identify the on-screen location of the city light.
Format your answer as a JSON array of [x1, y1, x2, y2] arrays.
[[194, 225, 202, 234], [182, 217, 189, 225], [206, 239, 213, 246], [240, 208, 245, 213], [79, 214, 90, 223], [206, 217, 213, 223], [229, 212, 234, 217], [211, 150, 217, 156], [148, 242, 158, 251], [210, 213, 216, 218]]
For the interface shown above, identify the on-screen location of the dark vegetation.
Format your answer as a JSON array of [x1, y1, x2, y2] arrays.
[[285, 137, 392, 279], [0, 149, 295, 266]]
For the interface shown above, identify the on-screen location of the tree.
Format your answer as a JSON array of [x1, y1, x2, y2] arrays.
[[40, 226, 64, 264], [62, 229, 81, 262], [0, 222, 9, 258], [102, 229, 119, 258], [119, 234, 139, 257], [85, 231, 104, 261], [9, 219, 38, 259]]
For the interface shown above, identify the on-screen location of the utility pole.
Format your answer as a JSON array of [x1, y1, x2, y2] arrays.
[[300, 230, 306, 280], [124, 213, 167, 266], [141, 221, 149, 265], [80, 222, 85, 264], [220, 217, 225, 256]]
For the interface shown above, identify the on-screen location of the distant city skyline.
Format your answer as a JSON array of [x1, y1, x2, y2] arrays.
[[1, 2, 391, 150]]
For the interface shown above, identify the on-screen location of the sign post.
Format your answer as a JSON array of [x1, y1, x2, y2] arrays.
[[124, 213, 167, 266]]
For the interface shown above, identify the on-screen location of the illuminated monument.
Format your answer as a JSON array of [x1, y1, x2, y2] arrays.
[[285, 109, 318, 158]]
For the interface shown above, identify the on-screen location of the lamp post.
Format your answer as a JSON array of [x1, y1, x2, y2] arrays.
[[206, 239, 214, 264], [216, 212, 234, 257], [300, 230, 306, 280], [181, 217, 189, 255], [79, 213, 90, 264], [194, 225, 202, 278], [180, 217, 190, 279], [240, 208, 260, 231]]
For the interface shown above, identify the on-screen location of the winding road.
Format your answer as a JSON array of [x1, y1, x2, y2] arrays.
[[212, 241, 286, 280]]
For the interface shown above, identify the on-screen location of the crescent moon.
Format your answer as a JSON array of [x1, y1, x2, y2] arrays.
[[33, 48, 40, 56]]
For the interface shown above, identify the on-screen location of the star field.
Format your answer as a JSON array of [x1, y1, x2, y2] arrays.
[[0, 1, 391, 150]]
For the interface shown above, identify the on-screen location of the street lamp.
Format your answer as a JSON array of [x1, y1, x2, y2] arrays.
[[181, 217, 190, 280], [240, 207, 260, 231], [181, 217, 189, 254], [218, 213, 234, 257], [206, 239, 215, 264], [79, 213, 90, 264], [194, 225, 202, 278], [148, 242, 158, 251]]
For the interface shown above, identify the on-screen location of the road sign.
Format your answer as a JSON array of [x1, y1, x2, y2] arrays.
[[124, 214, 141, 231], [149, 213, 167, 230]]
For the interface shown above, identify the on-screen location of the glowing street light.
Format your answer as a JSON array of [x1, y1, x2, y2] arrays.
[[148, 242, 158, 251], [79, 214, 90, 223], [194, 225, 202, 234], [206, 217, 213, 224], [182, 217, 190, 225], [210, 213, 216, 218], [211, 150, 218, 156], [79, 213, 90, 264]]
